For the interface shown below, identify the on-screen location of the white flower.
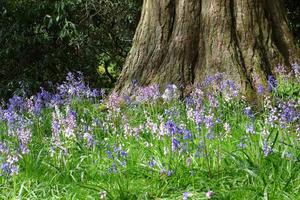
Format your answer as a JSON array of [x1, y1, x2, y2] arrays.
[[99, 191, 107, 199]]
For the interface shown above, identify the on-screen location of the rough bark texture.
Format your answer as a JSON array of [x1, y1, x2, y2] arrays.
[[115, 0, 299, 96]]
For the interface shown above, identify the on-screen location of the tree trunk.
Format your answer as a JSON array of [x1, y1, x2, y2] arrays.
[[115, 0, 299, 97]]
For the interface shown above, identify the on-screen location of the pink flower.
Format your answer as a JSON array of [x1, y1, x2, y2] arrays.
[[206, 190, 214, 199]]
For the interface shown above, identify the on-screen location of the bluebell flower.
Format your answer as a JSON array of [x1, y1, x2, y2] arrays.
[[183, 129, 192, 140], [172, 138, 180, 151], [268, 75, 277, 92], [165, 120, 177, 136], [183, 192, 189, 200], [204, 115, 214, 129], [244, 107, 254, 119], [64, 109, 77, 138], [238, 141, 247, 149], [281, 104, 297, 123], [186, 157, 192, 166], [131, 79, 138, 87], [83, 132, 94, 148], [8, 95, 24, 111], [108, 162, 118, 173], [194, 109, 204, 127], [106, 150, 114, 159], [208, 95, 218, 108], [167, 170, 174, 176], [17, 127, 32, 154], [10, 165, 19, 176], [245, 123, 255, 134], [149, 158, 156, 168], [206, 130, 215, 140], [263, 140, 273, 157], [257, 84, 264, 95], [292, 63, 300, 74]]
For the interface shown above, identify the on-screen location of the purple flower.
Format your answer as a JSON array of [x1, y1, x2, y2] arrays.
[[238, 141, 247, 149], [106, 150, 114, 159], [206, 130, 215, 140], [50, 94, 64, 106], [172, 138, 180, 151], [263, 140, 273, 157], [149, 159, 156, 168], [292, 63, 300, 81], [108, 92, 121, 110], [40, 87, 52, 102], [194, 108, 204, 126], [3, 109, 16, 126], [56, 72, 99, 101], [257, 84, 264, 95], [268, 75, 277, 92], [64, 109, 77, 138], [8, 95, 25, 111], [185, 96, 195, 107], [51, 110, 62, 148], [131, 79, 138, 87], [108, 162, 118, 173], [281, 103, 298, 124], [10, 165, 19, 175], [186, 157, 192, 166], [183, 192, 189, 200], [245, 123, 255, 134], [167, 169, 174, 176], [223, 122, 231, 134], [292, 63, 300, 74], [275, 64, 287, 75], [165, 120, 177, 136], [135, 84, 161, 103], [204, 76, 215, 86], [208, 95, 218, 108], [123, 95, 131, 105], [17, 127, 32, 154], [183, 129, 192, 140], [204, 115, 214, 129], [1, 162, 10, 175], [0, 143, 9, 154], [244, 107, 254, 119], [32, 95, 43, 115], [1, 155, 20, 176], [120, 151, 127, 158], [83, 132, 94, 148]]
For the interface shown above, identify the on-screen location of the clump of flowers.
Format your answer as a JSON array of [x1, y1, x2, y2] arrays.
[[162, 84, 179, 102], [0, 142, 19, 176]]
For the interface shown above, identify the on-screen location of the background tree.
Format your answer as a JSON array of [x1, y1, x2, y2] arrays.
[[0, 0, 142, 99], [285, 0, 300, 44], [115, 0, 299, 97]]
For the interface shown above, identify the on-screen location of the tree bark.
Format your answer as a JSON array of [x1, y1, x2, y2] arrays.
[[115, 0, 299, 97]]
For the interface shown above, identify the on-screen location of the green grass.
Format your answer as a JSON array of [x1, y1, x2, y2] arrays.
[[0, 78, 299, 199]]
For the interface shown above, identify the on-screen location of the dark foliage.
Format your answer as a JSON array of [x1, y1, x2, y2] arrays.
[[285, 0, 300, 44], [0, 0, 142, 99]]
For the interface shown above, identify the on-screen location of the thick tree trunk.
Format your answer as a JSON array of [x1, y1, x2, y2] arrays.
[[115, 0, 299, 96]]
